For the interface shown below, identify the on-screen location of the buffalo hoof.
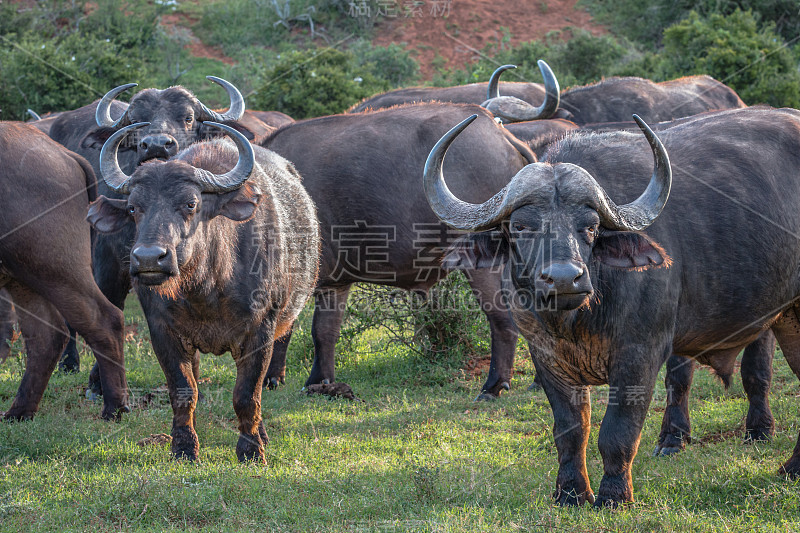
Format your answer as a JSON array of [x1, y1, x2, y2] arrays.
[[594, 480, 633, 509], [100, 403, 130, 422], [85, 388, 101, 402], [172, 428, 200, 461], [474, 391, 498, 402], [652, 444, 683, 456], [236, 434, 265, 464], [265, 376, 283, 390], [475, 382, 510, 402], [2, 410, 34, 422], [553, 487, 594, 506], [58, 352, 80, 373], [744, 427, 774, 443], [779, 457, 800, 479]]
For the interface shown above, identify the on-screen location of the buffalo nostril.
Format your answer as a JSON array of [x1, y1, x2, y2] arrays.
[[139, 141, 148, 150], [539, 272, 554, 286]]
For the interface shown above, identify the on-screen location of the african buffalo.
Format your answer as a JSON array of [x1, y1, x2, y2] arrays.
[[47, 77, 253, 384], [485, 68, 746, 124], [247, 110, 295, 129], [0, 123, 128, 420], [88, 122, 319, 461], [347, 61, 559, 116], [259, 103, 535, 398], [505, 109, 778, 453], [423, 107, 800, 506], [25, 109, 63, 136]]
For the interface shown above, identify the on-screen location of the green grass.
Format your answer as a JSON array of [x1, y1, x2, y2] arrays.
[[1, 295, 799, 532]]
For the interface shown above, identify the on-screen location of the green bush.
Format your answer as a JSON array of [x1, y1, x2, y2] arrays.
[[0, 32, 145, 119], [581, 0, 800, 47], [657, 10, 800, 107], [436, 29, 631, 90], [248, 47, 394, 118]]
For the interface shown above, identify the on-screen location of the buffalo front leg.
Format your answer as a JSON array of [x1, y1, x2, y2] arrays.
[[148, 323, 199, 460], [2, 284, 67, 421], [233, 325, 275, 463], [595, 357, 661, 508], [264, 326, 292, 389], [464, 268, 519, 400], [741, 331, 775, 442], [537, 365, 594, 505], [655, 354, 694, 455], [305, 286, 351, 387]]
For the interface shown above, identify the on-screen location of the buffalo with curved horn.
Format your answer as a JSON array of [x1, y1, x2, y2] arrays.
[[46, 77, 259, 389], [347, 60, 559, 115], [480, 61, 560, 123], [423, 106, 800, 506], [88, 121, 319, 462]]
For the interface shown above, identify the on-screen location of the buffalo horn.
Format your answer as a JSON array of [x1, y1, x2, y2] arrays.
[[99, 122, 150, 194], [193, 121, 255, 193], [95, 83, 137, 128], [196, 76, 246, 123]]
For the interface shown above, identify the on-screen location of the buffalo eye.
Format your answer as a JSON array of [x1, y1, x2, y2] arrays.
[[186, 200, 197, 212], [127, 205, 136, 215], [185, 115, 194, 125], [584, 224, 599, 241], [512, 222, 528, 232]]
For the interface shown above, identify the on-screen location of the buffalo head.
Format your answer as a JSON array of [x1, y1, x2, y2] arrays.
[[84, 77, 249, 168], [87, 121, 261, 296], [481, 61, 560, 123], [424, 114, 672, 312]]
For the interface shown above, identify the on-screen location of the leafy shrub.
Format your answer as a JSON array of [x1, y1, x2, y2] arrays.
[[436, 29, 631, 90], [581, 0, 800, 47], [656, 10, 800, 107], [350, 40, 419, 87], [0, 32, 145, 119], [249, 47, 395, 118], [341, 272, 490, 362]]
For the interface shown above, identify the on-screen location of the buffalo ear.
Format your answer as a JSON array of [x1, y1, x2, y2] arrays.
[[87, 196, 130, 233], [442, 232, 509, 271], [212, 182, 262, 222], [593, 230, 671, 270]]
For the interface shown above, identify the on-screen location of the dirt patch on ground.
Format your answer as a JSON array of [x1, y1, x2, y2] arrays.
[[463, 355, 491, 379], [161, 11, 235, 66], [372, 0, 606, 79]]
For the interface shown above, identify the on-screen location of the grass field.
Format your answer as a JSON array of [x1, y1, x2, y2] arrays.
[[0, 293, 799, 532]]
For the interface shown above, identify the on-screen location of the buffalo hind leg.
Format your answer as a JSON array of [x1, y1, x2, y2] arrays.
[[264, 326, 292, 389], [742, 331, 775, 442], [305, 286, 351, 387], [233, 324, 275, 463], [2, 284, 67, 421], [464, 268, 519, 400], [771, 311, 800, 478], [655, 355, 694, 455]]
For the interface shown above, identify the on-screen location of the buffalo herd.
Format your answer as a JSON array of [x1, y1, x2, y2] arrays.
[[3, 61, 799, 507]]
